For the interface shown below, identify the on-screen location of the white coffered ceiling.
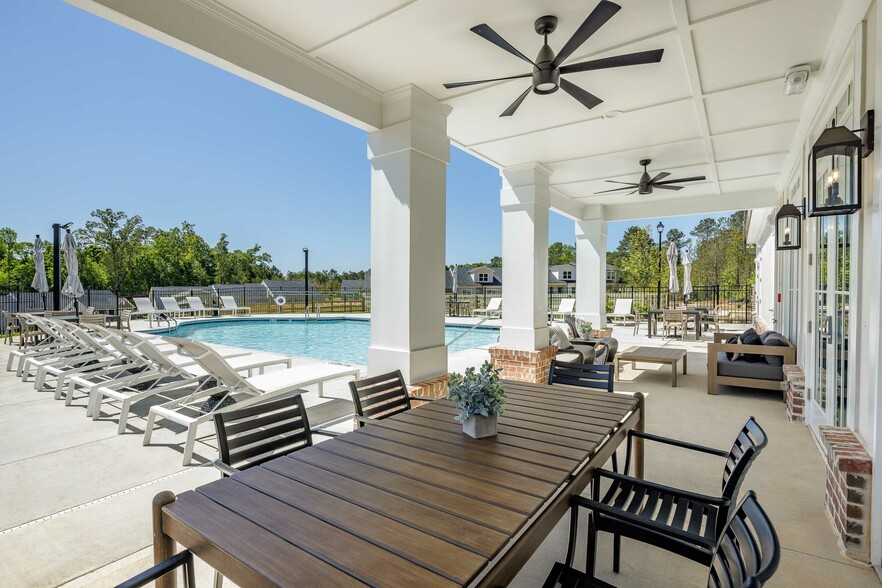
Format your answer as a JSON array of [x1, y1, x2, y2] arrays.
[[69, 0, 845, 219]]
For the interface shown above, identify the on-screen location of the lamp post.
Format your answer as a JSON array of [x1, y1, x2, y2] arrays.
[[302, 247, 309, 314], [656, 221, 664, 310], [52, 222, 73, 310]]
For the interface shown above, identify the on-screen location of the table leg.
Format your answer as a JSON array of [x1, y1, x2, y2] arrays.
[[153, 491, 177, 588], [671, 361, 677, 387], [614, 357, 621, 381], [683, 353, 688, 374]]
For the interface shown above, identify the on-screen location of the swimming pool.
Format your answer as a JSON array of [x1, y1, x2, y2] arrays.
[[158, 318, 499, 365]]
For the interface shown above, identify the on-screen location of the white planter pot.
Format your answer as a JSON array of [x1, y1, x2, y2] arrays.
[[462, 414, 498, 439]]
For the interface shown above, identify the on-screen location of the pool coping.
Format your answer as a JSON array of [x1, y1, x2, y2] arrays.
[[144, 315, 502, 335]]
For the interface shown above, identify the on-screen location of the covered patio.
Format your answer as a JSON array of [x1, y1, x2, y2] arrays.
[[8, 0, 882, 584]]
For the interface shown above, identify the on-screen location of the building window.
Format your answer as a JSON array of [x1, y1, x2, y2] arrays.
[[478, 272, 489, 282], [562, 271, 572, 280]]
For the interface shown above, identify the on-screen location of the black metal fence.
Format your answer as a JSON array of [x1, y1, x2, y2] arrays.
[[605, 284, 754, 323], [150, 286, 369, 316]]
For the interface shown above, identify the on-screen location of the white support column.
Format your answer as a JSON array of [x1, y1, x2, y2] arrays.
[[367, 86, 451, 384], [575, 218, 608, 328], [499, 164, 551, 350]]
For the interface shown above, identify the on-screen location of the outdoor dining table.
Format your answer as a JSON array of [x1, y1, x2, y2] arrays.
[[151, 380, 645, 588], [647, 307, 708, 338]]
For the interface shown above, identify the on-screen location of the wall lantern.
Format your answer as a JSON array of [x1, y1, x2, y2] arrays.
[[809, 110, 874, 217], [775, 202, 804, 250]]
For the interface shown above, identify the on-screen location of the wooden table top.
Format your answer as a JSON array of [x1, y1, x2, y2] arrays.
[[161, 380, 640, 587], [619, 346, 687, 361]]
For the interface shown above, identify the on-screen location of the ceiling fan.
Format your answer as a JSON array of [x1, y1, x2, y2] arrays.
[[443, 0, 664, 117], [595, 160, 707, 195]]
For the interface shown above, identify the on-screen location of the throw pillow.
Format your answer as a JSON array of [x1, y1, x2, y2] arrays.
[[564, 316, 579, 339], [554, 320, 575, 339], [549, 325, 572, 350], [725, 336, 741, 361], [740, 328, 763, 362], [593, 343, 609, 364], [762, 333, 790, 366]]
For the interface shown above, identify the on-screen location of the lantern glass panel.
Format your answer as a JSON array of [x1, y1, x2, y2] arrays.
[[776, 214, 800, 250], [812, 147, 860, 215]]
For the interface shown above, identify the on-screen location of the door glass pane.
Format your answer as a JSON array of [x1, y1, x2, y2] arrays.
[[815, 292, 827, 410]]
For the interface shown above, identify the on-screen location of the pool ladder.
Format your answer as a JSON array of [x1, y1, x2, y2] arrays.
[[304, 305, 322, 321], [446, 315, 496, 347], [152, 312, 178, 332]]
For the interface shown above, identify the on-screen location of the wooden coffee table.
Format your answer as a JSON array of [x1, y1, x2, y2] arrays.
[[616, 346, 688, 387]]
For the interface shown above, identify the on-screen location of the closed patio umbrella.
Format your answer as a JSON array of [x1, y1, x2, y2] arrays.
[[61, 230, 84, 315], [451, 265, 458, 295], [31, 236, 49, 309], [666, 241, 679, 294], [682, 249, 694, 301]]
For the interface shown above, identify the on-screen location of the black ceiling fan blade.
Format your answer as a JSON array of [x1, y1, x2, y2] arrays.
[[471, 24, 536, 66], [627, 189, 639, 196], [604, 180, 640, 186], [559, 48, 665, 74], [654, 175, 706, 185], [560, 78, 603, 110], [594, 186, 635, 194], [648, 172, 670, 184], [500, 86, 532, 117], [551, 0, 622, 69], [443, 73, 532, 89], [653, 184, 683, 191]]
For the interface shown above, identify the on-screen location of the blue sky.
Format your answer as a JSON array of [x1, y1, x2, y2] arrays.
[[0, 1, 725, 272]]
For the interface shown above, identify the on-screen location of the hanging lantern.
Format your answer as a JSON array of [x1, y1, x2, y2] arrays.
[[775, 203, 803, 250], [810, 111, 874, 216]]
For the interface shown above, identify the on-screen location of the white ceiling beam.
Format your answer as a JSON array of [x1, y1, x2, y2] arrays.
[[671, 0, 721, 196], [601, 189, 778, 222], [549, 189, 585, 221], [65, 0, 383, 131]]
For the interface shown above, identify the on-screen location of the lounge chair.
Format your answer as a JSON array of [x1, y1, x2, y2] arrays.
[[159, 297, 198, 318], [219, 295, 251, 316], [606, 298, 635, 325], [550, 298, 576, 321], [185, 296, 216, 317], [144, 337, 359, 465], [131, 297, 163, 326], [473, 297, 502, 318]]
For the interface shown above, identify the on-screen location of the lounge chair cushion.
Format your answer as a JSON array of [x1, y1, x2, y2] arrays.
[[739, 328, 764, 362], [564, 316, 579, 338], [549, 325, 573, 350], [553, 320, 575, 339], [593, 343, 609, 364], [716, 353, 783, 381], [760, 331, 791, 366]]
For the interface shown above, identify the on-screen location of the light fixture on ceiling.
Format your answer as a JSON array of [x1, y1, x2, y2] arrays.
[[783, 65, 810, 95], [603, 110, 624, 120]]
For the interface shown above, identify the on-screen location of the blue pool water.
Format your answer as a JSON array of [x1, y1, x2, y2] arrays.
[[160, 318, 499, 365]]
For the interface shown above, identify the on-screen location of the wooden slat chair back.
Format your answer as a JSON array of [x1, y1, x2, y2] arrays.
[[78, 314, 106, 326], [707, 490, 780, 588], [214, 393, 312, 472], [349, 370, 412, 424], [548, 359, 614, 392], [119, 309, 132, 331]]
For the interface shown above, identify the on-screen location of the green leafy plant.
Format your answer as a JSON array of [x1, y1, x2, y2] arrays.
[[576, 318, 593, 338], [447, 361, 506, 421]]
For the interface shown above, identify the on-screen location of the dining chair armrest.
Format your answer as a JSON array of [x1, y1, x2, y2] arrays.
[[353, 414, 378, 427], [591, 468, 728, 506], [114, 550, 195, 588], [312, 427, 341, 438], [626, 430, 729, 458], [213, 459, 239, 477], [408, 394, 438, 402]]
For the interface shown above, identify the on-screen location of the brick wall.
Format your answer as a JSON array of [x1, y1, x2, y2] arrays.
[[408, 375, 449, 406], [819, 426, 873, 562], [782, 365, 805, 423], [489, 345, 557, 384]]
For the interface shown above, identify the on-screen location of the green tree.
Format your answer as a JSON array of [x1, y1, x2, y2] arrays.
[[548, 242, 576, 266], [489, 256, 502, 267], [77, 209, 149, 297], [620, 226, 659, 287]]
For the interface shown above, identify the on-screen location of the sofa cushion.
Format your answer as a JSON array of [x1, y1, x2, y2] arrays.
[[552, 320, 575, 339], [740, 328, 763, 362], [549, 325, 572, 350], [594, 343, 609, 364], [716, 353, 784, 381], [762, 332, 791, 366], [724, 336, 740, 361]]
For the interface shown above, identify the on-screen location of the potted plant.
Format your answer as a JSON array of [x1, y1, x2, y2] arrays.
[[576, 318, 593, 339], [447, 361, 506, 439]]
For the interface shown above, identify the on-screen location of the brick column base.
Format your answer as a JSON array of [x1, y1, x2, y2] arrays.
[[408, 375, 449, 406], [782, 365, 806, 423], [819, 427, 873, 562], [489, 345, 557, 384]]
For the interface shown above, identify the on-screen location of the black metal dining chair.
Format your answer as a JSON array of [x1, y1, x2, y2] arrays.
[[575, 417, 767, 574], [114, 550, 196, 588], [543, 490, 780, 588], [348, 370, 436, 426], [548, 359, 618, 472]]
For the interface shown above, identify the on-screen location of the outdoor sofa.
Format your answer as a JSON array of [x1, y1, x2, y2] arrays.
[[707, 329, 795, 394]]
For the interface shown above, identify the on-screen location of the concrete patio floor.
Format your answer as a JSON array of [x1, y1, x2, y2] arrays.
[[0, 321, 878, 586]]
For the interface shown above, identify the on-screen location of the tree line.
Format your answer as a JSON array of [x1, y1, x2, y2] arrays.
[[0, 209, 365, 295]]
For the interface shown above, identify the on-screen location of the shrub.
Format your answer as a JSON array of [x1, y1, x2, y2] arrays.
[[447, 361, 506, 421]]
